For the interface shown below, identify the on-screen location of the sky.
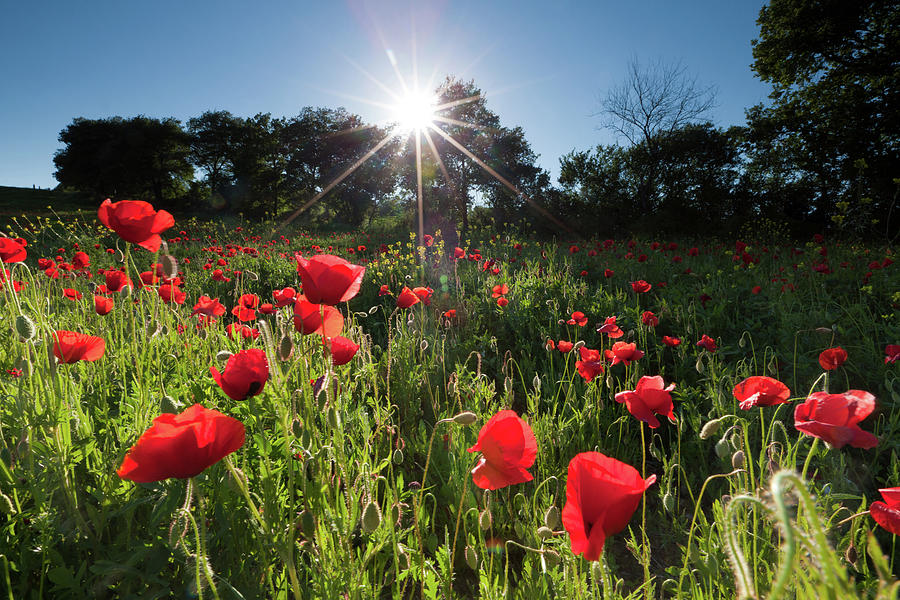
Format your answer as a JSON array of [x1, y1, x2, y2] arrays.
[[0, 0, 772, 190]]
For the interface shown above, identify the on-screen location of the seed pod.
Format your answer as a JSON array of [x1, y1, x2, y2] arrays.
[[392, 449, 404, 465], [161, 254, 179, 279], [291, 419, 303, 438], [464, 545, 478, 570], [278, 334, 293, 361], [537, 526, 553, 540], [479, 509, 492, 530], [0, 492, 14, 515], [361, 501, 382, 533], [663, 491, 675, 514], [160, 395, 181, 414], [542, 549, 560, 569], [700, 418, 722, 439], [326, 406, 340, 429], [119, 284, 132, 298], [731, 450, 745, 469], [715, 437, 731, 459], [845, 543, 857, 565], [216, 350, 233, 362], [532, 374, 541, 390], [544, 505, 560, 530], [695, 357, 705, 373], [452, 412, 477, 425], [15, 315, 36, 341]]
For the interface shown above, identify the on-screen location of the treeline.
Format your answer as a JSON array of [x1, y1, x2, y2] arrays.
[[52, 0, 898, 238]]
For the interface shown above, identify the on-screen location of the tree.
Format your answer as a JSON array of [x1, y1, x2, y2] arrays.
[[599, 57, 717, 214], [54, 116, 193, 210], [187, 110, 242, 197], [750, 0, 900, 234]]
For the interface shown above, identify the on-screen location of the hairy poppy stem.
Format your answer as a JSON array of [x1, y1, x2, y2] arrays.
[[639, 421, 651, 598]]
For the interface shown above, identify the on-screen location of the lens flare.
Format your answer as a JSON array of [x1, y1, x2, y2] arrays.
[[392, 90, 437, 133]]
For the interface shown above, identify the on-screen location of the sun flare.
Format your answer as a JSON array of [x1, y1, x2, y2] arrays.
[[392, 90, 437, 133]]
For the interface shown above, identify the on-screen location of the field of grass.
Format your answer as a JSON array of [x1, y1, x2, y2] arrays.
[[0, 205, 898, 599]]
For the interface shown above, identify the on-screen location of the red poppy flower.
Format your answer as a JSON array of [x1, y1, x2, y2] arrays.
[[0, 238, 27, 263], [793, 390, 878, 449], [97, 199, 175, 252], [423, 234, 434, 247], [378, 284, 391, 296], [396, 286, 420, 309], [259, 303, 275, 315], [492, 284, 509, 298], [596, 316, 624, 339], [117, 404, 245, 482], [467, 410, 537, 490], [818, 347, 848, 370], [105, 269, 133, 292], [575, 347, 605, 382], [615, 376, 676, 428], [870, 488, 900, 536], [641, 311, 659, 327], [72, 251, 90, 270], [63, 288, 83, 301], [562, 452, 656, 561], [497, 297, 509, 307], [158, 282, 186, 305], [454, 247, 465, 259], [413, 286, 434, 306], [696, 335, 717, 353], [293, 295, 344, 337], [605, 342, 644, 366], [886, 345, 900, 364], [631, 280, 651, 293], [604, 269, 614, 278], [94, 295, 114, 315], [192, 295, 226, 318], [272, 287, 297, 307], [557, 340, 573, 353], [733, 376, 791, 410], [324, 335, 359, 366], [568, 311, 588, 327], [295, 254, 365, 305], [53, 330, 106, 363], [226, 323, 260, 340], [751, 285, 762, 295], [210, 348, 269, 401], [662, 335, 681, 347]]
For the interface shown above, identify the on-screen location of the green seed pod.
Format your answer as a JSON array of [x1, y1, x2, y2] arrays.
[[119, 284, 132, 298], [544, 505, 560, 530], [216, 350, 233, 362], [699, 418, 722, 439], [464, 545, 478, 570], [663, 491, 675, 514], [537, 526, 553, 540], [532, 374, 541, 390], [542, 549, 560, 569], [479, 508, 492, 531], [326, 406, 340, 429], [514, 521, 524, 538], [731, 450, 745, 469], [452, 411, 477, 425], [392, 448, 404, 465], [15, 315, 36, 341], [361, 501, 382, 534], [715, 437, 731, 459], [291, 419, 303, 438], [0, 492, 15, 515]]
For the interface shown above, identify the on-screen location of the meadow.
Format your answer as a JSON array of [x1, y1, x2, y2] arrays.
[[0, 201, 898, 599]]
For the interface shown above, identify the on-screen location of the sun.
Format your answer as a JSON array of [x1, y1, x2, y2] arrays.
[[391, 89, 437, 133]]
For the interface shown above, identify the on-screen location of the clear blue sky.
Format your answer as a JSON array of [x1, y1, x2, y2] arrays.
[[0, 0, 771, 189]]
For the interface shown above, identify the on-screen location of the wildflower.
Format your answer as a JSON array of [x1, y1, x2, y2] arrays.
[[293, 296, 344, 337], [597, 316, 624, 339], [413, 286, 433, 306], [497, 297, 509, 307], [575, 347, 605, 382], [63, 288, 83, 301], [605, 342, 644, 366], [396, 286, 420, 309], [210, 349, 269, 401], [272, 287, 298, 307], [614, 376, 676, 428], [467, 410, 537, 490], [94, 295, 114, 315], [192, 296, 226, 318], [562, 452, 656, 561], [818, 347, 848, 370], [631, 280, 651, 293], [886, 345, 900, 364], [733, 376, 791, 409], [491, 284, 509, 298], [97, 199, 174, 252], [116, 404, 244, 482], [641, 311, 658, 327], [794, 390, 878, 449], [295, 254, 365, 305], [53, 330, 106, 363], [696, 335, 717, 353], [870, 488, 900, 536], [568, 311, 588, 327], [0, 238, 27, 263], [324, 335, 359, 366], [557, 340, 573, 353]]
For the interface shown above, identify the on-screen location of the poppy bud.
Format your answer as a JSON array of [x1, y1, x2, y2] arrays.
[[542, 549, 560, 569], [278, 335, 293, 361], [452, 412, 477, 425], [544, 505, 560, 529], [392, 449, 404, 465], [391, 503, 403, 525], [479, 508, 492, 530], [537, 526, 553, 540], [663, 491, 675, 514], [695, 357, 705, 373], [14, 355, 32, 377], [361, 501, 382, 533], [15, 315, 35, 341], [161, 254, 179, 279], [845, 543, 857, 565], [815, 327, 832, 335], [291, 419, 303, 438], [397, 545, 410, 570], [420, 339, 428, 351], [326, 406, 340, 429], [368, 305, 380, 315], [533, 374, 541, 390], [699, 418, 722, 439], [0, 492, 14, 515], [160, 395, 181, 414], [573, 340, 585, 351], [731, 432, 742, 449], [119, 284, 132, 298], [216, 350, 233, 362], [465, 545, 478, 570], [300, 510, 316, 537], [731, 450, 745, 469], [715, 437, 731, 459], [482, 489, 492, 508], [514, 521, 524, 538]]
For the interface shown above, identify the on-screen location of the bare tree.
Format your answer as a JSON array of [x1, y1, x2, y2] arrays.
[[599, 57, 717, 213]]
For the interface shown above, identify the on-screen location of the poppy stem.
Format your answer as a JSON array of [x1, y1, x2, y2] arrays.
[[639, 421, 650, 597], [800, 437, 819, 482]]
